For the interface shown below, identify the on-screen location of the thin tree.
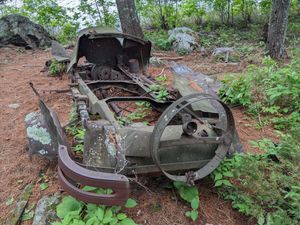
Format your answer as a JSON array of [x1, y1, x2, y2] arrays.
[[116, 0, 144, 38], [267, 0, 291, 59]]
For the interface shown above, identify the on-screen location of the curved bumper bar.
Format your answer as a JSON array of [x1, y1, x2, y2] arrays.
[[58, 145, 130, 206]]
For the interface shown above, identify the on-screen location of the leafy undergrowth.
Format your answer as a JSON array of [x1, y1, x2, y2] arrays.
[[65, 106, 85, 155], [49, 59, 66, 76], [52, 187, 138, 225], [219, 50, 300, 131], [216, 47, 300, 225], [212, 128, 300, 225], [173, 181, 200, 221]]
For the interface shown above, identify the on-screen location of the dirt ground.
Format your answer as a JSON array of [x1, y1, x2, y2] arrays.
[[0, 47, 278, 225]]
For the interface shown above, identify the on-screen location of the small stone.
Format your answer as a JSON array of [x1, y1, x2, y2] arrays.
[[8, 103, 20, 109], [32, 192, 61, 225], [5, 184, 33, 225]]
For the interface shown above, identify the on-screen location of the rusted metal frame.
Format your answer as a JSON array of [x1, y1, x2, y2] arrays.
[[94, 85, 140, 96], [100, 89, 123, 116], [150, 93, 235, 183], [58, 145, 129, 205], [70, 87, 90, 122], [117, 65, 157, 99], [78, 158, 212, 175], [118, 65, 155, 85], [87, 32, 149, 45], [77, 75, 171, 122], [159, 136, 223, 148], [105, 97, 172, 112]]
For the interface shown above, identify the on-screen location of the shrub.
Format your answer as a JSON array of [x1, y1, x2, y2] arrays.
[[219, 50, 300, 130], [212, 127, 300, 225]]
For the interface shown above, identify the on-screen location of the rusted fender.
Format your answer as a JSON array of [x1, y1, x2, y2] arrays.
[[58, 145, 130, 206]]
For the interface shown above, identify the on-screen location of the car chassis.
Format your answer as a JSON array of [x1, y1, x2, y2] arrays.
[[25, 27, 237, 206]]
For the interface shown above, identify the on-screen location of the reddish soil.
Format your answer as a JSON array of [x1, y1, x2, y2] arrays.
[[0, 47, 277, 225], [0, 47, 72, 224]]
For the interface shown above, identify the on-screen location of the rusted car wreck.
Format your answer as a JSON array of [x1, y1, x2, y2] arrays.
[[25, 27, 238, 206]]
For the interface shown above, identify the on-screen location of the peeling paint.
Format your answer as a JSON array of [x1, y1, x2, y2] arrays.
[[27, 125, 51, 145]]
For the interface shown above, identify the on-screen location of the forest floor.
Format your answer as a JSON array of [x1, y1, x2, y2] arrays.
[[0, 47, 279, 225]]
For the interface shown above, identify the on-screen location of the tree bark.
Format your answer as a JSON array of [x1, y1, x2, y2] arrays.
[[116, 0, 144, 39], [267, 0, 291, 59], [227, 0, 230, 25]]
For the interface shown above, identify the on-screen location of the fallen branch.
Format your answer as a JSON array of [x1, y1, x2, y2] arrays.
[[42, 89, 70, 94], [159, 57, 183, 61], [22, 65, 43, 68]]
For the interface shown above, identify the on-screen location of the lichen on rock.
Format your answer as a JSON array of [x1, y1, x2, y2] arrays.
[[26, 125, 51, 145]]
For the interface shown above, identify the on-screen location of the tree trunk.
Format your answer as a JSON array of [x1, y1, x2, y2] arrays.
[[116, 0, 144, 39], [267, 0, 291, 59], [227, 0, 230, 25], [220, 6, 225, 24]]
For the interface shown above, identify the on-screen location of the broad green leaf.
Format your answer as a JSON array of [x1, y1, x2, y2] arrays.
[[186, 210, 198, 221], [87, 203, 97, 213], [82, 186, 98, 192], [40, 182, 49, 191], [222, 180, 233, 187], [117, 213, 127, 220], [214, 173, 223, 181], [178, 185, 198, 203], [96, 207, 104, 221], [102, 208, 113, 223], [109, 218, 118, 225], [86, 216, 98, 225], [119, 218, 137, 225], [111, 205, 121, 213], [125, 198, 138, 208], [173, 181, 185, 189], [96, 188, 107, 195], [223, 171, 234, 177], [56, 196, 83, 219], [258, 214, 265, 225], [191, 210, 198, 221], [105, 188, 113, 195], [72, 219, 86, 225], [191, 197, 199, 210], [22, 210, 34, 221], [215, 180, 223, 187]]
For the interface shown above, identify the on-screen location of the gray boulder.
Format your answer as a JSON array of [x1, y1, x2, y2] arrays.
[[168, 27, 200, 54], [0, 14, 52, 48]]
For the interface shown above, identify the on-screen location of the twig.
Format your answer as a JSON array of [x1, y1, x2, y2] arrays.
[[128, 172, 154, 195], [42, 89, 70, 94], [22, 65, 43, 67], [158, 57, 183, 61], [157, 67, 166, 76]]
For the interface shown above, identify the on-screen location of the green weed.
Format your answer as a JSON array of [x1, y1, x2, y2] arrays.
[[65, 107, 85, 154], [173, 181, 200, 221], [52, 192, 138, 225], [219, 51, 300, 131], [212, 128, 300, 225], [49, 59, 66, 76]]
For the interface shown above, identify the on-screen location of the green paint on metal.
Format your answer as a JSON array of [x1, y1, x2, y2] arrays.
[[27, 125, 51, 145]]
